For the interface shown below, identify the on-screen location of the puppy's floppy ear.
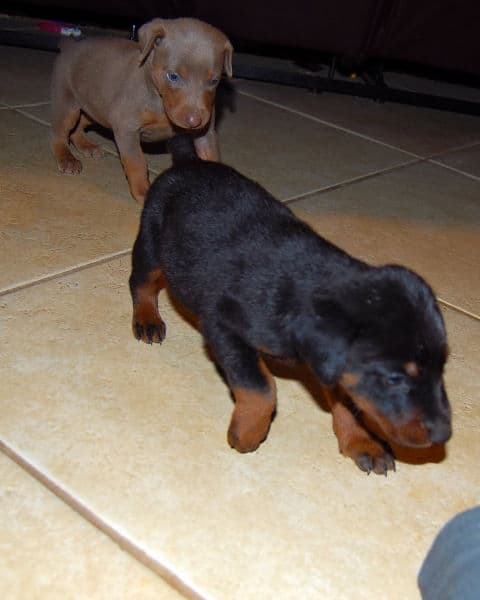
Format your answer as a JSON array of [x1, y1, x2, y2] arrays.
[[138, 19, 166, 66], [223, 40, 233, 77], [293, 298, 353, 387]]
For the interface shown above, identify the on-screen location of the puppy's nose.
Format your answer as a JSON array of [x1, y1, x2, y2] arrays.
[[184, 113, 203, 129], [427, 417, 452, 444]]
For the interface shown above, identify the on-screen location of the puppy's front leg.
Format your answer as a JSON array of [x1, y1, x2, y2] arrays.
[[130, 269, 166, 345], [114, 130, 150, 204], [205, 324, 277, 452], [324, 386, 395, 475], [193, 113, 220, 162], [194, 130, 220, 162], [228, 360, 277, 453]]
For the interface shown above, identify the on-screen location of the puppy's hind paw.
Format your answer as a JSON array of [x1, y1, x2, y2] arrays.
[[132, 318, 166, 345], [57, 154, 83, 175]]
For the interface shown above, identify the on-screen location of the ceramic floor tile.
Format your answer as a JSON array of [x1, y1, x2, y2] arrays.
[[236, 80, 480, 157], [19, 88, 415, 201], [0, 46, 55, 105], [0, 109, 141, 292], [0, 256, 478, 600], [291, 160, 480, 316], [217, 92, 415, 199], [0, 452, 184, 600], [432, 143, 480, 179]]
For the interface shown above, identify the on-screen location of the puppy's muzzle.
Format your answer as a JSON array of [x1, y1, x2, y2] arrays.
[[169, 107, 210, 131], [388, 410, 452, 448], [183, 111, 203, 129]]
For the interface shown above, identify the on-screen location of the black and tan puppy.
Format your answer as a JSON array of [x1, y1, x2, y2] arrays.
[[129, 136, 452, 474]]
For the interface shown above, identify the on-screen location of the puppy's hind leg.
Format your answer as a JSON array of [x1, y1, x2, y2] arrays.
[[205, 323, 277, 452], [70, 114, 104, 158], [50, 71, 83, 174], [129, 226, 166, 344]]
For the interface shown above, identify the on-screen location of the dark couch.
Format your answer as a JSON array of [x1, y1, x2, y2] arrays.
[[195, 1, 480, 76], [5, 0, 480, 76]]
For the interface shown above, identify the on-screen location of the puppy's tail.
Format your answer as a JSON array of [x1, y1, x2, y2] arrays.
[[167, 135, 198, 167]]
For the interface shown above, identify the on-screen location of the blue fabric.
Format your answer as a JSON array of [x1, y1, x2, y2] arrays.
[[418, 506, 480, 600]]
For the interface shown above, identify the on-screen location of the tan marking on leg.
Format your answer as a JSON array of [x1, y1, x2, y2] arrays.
[[121, 155, 150, 204], [132, 269, 166, 344], [228, 360, 277, 453]]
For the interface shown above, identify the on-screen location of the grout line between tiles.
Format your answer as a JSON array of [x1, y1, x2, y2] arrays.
[[8, 100, 51, 108], [0, 249, 132, 297], [237, 89, 423, 158], [427, 159, 480, 182], [426, 139, 480, 160], [282, 158, 423, 205], [438, 298, 480, 321], [0, 439, 209, 600], [13, 106, 50, 126], [101, 145, 120, 158], [421, 140, 480, 181]]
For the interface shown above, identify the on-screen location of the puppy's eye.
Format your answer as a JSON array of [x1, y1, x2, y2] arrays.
[[385, 373, 404, 386], [208, 77, 219, 87], [166, 71, 180, 83]]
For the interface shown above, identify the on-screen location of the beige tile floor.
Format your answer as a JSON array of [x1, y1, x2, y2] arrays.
[[0, 45, 479, 600]]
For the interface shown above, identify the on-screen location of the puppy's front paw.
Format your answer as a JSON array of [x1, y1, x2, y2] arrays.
[[227, 402, 274, 453], [346, 440, 396, 476], [228, 424, 263, 453], [132, 317, 166, 344]]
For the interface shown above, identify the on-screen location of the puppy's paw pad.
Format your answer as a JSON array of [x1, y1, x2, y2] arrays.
[[133, 320, 166, 344]]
